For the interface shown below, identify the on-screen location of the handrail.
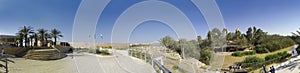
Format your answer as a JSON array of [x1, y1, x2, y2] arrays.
[[153, 60, 171, 73]]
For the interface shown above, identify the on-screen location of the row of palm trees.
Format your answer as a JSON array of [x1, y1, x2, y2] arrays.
[[16, 26, 63, 47]]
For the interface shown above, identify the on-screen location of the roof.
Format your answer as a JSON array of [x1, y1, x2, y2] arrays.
[[0, 35, 17, 38]]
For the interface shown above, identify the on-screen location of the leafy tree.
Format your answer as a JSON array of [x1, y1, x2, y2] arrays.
[[233, 28, 242, 40], [160, 36, 179, 53], [254, 35, 295, 52], [199, 48, 212, 65], [226, 32, 233, 41], [197, 36, 202, 44], [210, 28, 226, 47], [207, 31, 212, 44], [238, 35, 248, 46], [246, 27, 253, 45], [253, 29, 266, 45]]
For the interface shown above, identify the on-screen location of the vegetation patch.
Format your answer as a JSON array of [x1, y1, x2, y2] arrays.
[[231, 51, 256, 57], [95, 49, 110, 55], [240, 51, 291, 71]]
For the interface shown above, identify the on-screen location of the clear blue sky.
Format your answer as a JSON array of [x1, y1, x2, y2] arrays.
[[0, 0, 300, 43]]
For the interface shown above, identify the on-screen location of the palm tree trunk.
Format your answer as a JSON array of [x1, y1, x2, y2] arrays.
[[24, 37, 27, 47], [55, 37, 57, 45]]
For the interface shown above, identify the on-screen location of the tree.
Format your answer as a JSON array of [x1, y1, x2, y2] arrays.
[[291, 28, 300, 36], [199, 48, 212, 65], [18, 26, 34, 47], [291, 28, 300, 53], [29, 34, 34, 47], [197, 36, 202, 44], [160, 36, 179, 52], [291, 28, 300, 44], [32, 33, 38, 47], [226, 32, 233, 41], [45, 33, 51, 45], [16, 32, 24, 47], [246, 27, 253, 44], [253, 29, 266, 45], [207, 31, 212, 44], [233, 28, 241, 40], [50, 29, 63, 45], [210, 28, 226, 47], [160, 36, 173, 48], [37, 29, 47, 46], [238, 35, 249, 46]]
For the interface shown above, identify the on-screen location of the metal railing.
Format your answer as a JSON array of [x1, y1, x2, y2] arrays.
[[153, 59, 171, 73]]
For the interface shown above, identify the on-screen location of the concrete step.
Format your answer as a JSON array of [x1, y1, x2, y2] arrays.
[[24, 49, 66, 60]]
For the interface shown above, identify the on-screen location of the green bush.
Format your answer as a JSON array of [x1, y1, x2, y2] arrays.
[[243, 56, 264, 63], [244, 51, 256, 55], [241, 56, 264, 69], [231, 52, 243, 57], [254, 46, 269, 53], [231, 51, 256, 57], [296, 46, 300, 54], [95, 49, 100, 54], [199, 48, 212, 65], [96, 49, 110, 55], [265, 51, 289, 61], [256, 35, 295, 53], [100, 50, 110, 55], [265, 54, 280, 61]]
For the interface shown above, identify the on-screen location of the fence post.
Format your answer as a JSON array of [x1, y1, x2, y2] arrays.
[[145, 52, 147, 62]]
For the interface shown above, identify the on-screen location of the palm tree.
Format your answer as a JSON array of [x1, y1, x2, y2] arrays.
[[16, 32, 24, 47], [32, 33, 38, 47], [291, 28, 300, 36], [29, 34, 34, 47], [18, 26, 34, 47], [50, 29, 63, 45], [45, 33, 51, 46], [37, 29, 47, 46]]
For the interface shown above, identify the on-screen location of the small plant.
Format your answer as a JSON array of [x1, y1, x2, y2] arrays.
[[172, 65, 179, 70]]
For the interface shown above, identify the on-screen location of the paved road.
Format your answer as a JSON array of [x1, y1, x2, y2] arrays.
[[4, 52, 155, 73], [5, 57, 78, 73], [275, 45, 300, 73], [114, 50, 156, 73], [275, 55, 300, 73]]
